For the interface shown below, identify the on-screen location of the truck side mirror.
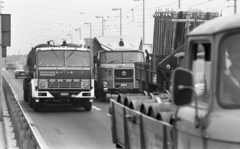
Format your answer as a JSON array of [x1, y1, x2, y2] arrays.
[[96, 59, 101, 66], [93, 56, 97, 63], [172, 68, 194, 106]]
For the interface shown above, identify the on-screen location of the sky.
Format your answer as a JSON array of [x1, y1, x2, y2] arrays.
[[1, 0, 240, 55]]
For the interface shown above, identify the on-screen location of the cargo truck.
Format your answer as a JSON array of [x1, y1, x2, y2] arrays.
[[110, 13, 240, 149], [85, 36, 145, 101], [23, 41, 95, 112]]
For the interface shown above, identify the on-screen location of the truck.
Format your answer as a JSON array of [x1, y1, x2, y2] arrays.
[[85, 36, 145, 101], [23, 40, 95, 112], [110, 11, 240, 149], [136, 11, 218, 93], [5, 62, 16, 70]]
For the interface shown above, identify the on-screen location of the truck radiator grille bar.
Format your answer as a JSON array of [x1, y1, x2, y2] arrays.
[[48, 82, 81, 89], [115, 78, 133, 83], [114, 69, 133, 78]]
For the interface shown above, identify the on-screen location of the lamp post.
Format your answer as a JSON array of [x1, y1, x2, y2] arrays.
[[67, 32, 73, 43], [112, 8, 122, 36], [134, 0, 145, 44], [84, 22, 92, 49], [74, 28, 81, 40], [96, 16, 104, 36]]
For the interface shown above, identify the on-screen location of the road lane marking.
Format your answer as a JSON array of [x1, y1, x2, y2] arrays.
[[92, 106, 102, 111], [106, 114, 111, 116]]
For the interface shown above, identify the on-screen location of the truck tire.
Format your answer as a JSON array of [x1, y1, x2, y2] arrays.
[[84, 99, 92, 111], [28, 88, 33, 108], [116, 143, 123, 148], [100, 90, 107, 102], [15, 75, 17, 79], [23, 90, 28, 102], [33, 99, 41, 112]]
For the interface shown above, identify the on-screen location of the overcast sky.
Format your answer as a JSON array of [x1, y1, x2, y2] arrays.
[[1, 0, 240, 55]]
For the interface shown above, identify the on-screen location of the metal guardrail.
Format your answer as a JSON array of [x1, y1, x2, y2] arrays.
[[2, 75, 49, 149]]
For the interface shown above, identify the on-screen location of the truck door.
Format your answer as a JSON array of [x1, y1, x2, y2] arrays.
[[174, 42, 212, 149]]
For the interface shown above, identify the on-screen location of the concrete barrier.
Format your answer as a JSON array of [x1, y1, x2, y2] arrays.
[[2, 75, 49, 149]]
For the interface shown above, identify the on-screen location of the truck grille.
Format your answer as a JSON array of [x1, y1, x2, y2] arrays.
[[114, 69, 134, 83], [115, 78, 133, 83], [48, 82, 82, 89], [114, 69, 133, 78]]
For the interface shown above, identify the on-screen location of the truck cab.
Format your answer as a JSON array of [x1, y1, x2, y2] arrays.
[[23, 42, 95, 112], [91, 36, 145, 101], [172, 14, 240, 148]]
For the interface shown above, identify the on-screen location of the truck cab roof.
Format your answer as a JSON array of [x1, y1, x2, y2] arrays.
[[94, 36, 142, 51], [189, 14, 240, 36], [36, 47, 90, 52]]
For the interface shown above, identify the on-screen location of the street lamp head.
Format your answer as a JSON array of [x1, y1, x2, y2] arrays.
[[113, 8, 120, 11]]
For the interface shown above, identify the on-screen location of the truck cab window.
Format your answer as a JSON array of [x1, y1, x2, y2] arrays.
[[220, 33, 240, 108], [191, 43, 211, 103]]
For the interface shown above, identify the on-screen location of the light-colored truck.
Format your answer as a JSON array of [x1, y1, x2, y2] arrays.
[[23, 41, 95, 112], [110, 14, 240, 149]]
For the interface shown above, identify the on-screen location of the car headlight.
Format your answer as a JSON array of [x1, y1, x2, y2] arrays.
[[102, 82, 108, 88], [39, 82, 46, 88], [83, 82, 89, 88]]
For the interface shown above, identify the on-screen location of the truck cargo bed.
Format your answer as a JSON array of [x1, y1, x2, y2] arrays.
[[111, 99, 173, 149]]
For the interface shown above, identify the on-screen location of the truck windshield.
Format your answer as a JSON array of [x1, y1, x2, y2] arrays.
[[38, 51, 64, 66], [65, 51, 90, 66], [99, 51, 144, 63], [37, 50, 90, 67], [220, 33, 240, 108]]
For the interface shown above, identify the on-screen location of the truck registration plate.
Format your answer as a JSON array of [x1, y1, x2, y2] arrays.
[[121, 84, 127, 87], [61, 93, 69, 96]]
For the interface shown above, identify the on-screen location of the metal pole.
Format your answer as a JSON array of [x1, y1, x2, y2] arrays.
[[102, 17, 104, 36], [143, 0, 145, 44], [79, 28, 81, 40], [120, 9, 122, 36], [179, 0, 180, 9], [90, 23, 92, 49], [0, 0, 3, 121], [234, 0, 237, 14]]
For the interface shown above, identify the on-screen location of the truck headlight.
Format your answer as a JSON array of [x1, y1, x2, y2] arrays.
[[102, 82, 108, 88], [83, 82, 90, 88], [39, 82, 46, 88]]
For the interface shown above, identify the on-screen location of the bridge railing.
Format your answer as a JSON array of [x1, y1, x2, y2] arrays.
[[2, 75, 49, 149]]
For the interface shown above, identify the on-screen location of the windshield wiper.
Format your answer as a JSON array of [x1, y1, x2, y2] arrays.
[[108, 60, 119, 64], [51, 49, 61, 61], [66, 49, 76, 59]]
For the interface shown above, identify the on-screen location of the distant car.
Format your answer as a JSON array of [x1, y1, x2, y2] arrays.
[[5, 62, 16, 70], [15, 65, 26, 78]]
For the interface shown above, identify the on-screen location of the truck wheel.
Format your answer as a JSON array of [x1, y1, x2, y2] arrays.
[[33, 99, 41, 112], [116, 143, 123, 148], [15, 75, 17, 79], [100, 90, 107, 102], [28, 89, 33, 108], [84, 99, 92, 111], [23, 90, 28, 102]]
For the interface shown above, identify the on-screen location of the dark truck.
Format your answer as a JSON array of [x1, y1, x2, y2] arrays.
[[85, 36, 145, 101], [23, 41, 95, 112]]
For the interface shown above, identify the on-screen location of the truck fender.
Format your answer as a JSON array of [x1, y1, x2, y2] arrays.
[[23, 77, 29, 90]]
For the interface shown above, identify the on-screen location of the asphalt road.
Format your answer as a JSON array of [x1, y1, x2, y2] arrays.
[[3, 70, 116, 149]]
